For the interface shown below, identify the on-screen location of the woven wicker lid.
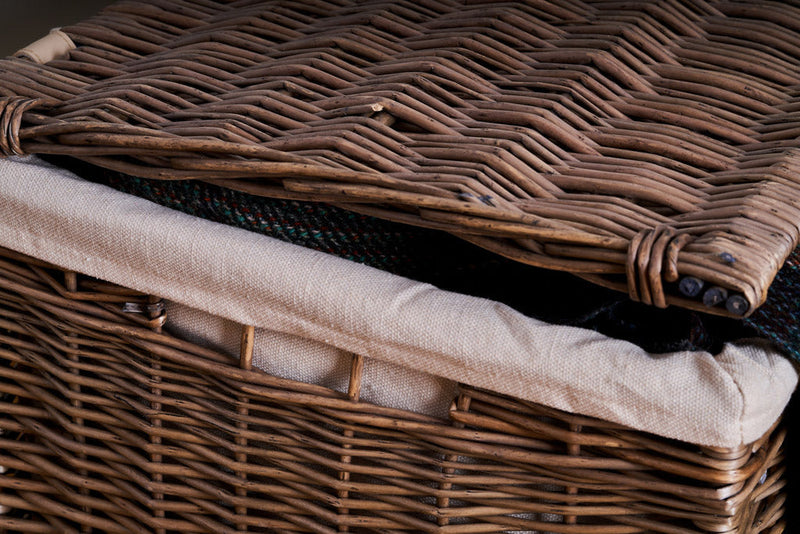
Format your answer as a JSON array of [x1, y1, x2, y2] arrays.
[[1, 0, 800, 318]]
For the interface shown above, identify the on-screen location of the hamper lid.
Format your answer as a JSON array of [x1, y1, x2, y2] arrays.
[[2, 0, 800, 318]]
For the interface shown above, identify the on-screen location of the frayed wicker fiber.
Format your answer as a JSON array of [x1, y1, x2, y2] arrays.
[[2, 0, 800, 317], [0, 248, 788, 532]]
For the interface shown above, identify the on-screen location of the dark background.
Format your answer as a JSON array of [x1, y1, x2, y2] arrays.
[[1, 0, 797, 530], [0, 0, 113, 56]]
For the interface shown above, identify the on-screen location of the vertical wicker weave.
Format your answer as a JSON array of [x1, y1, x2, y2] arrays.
[[0, 248, 788, 532], [2, 0, 800, 317]]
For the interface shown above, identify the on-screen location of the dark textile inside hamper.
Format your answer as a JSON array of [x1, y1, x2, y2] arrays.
[[47, 155, 799, 359]]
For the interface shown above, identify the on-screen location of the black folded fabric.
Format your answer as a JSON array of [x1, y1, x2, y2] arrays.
[[50, 155, 798, 360], [746, 248, 800, 361]]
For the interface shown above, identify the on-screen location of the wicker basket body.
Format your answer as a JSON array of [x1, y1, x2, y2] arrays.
[[0, 246, 787, 533], [2, 0, 800, 317], [0, 1, 796, 531]]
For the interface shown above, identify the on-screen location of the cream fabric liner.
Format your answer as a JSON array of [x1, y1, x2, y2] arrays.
[[0, 155, 796, 447]]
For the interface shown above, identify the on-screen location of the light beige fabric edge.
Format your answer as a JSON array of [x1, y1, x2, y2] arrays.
[[0, 155, 796, 447], [14, 28, 75, 64]]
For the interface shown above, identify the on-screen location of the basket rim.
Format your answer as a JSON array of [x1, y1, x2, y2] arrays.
[[0, 154, 795, 448]]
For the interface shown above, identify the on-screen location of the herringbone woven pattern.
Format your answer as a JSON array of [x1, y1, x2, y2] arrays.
[[2, 0, 800, 317]]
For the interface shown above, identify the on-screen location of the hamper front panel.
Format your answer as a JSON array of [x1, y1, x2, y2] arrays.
[[0, 248, 787, 532]]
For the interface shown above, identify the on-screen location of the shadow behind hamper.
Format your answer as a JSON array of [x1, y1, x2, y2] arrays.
[[0, 0, 799, 532]]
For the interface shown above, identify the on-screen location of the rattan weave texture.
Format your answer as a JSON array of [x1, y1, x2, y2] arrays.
[[0, 246, 788, 532], [2, 0, 800, 317]]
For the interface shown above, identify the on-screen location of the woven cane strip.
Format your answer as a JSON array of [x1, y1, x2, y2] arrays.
[[0, 247, 788, 532], [3, 0, 800, 317]]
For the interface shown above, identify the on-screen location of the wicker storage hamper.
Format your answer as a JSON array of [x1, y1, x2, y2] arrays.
[[1, 0, 800, 532], [0, 154, 796, 533]]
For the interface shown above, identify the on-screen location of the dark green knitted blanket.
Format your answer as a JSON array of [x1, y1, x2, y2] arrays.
[[50, 156, 798, 360]]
